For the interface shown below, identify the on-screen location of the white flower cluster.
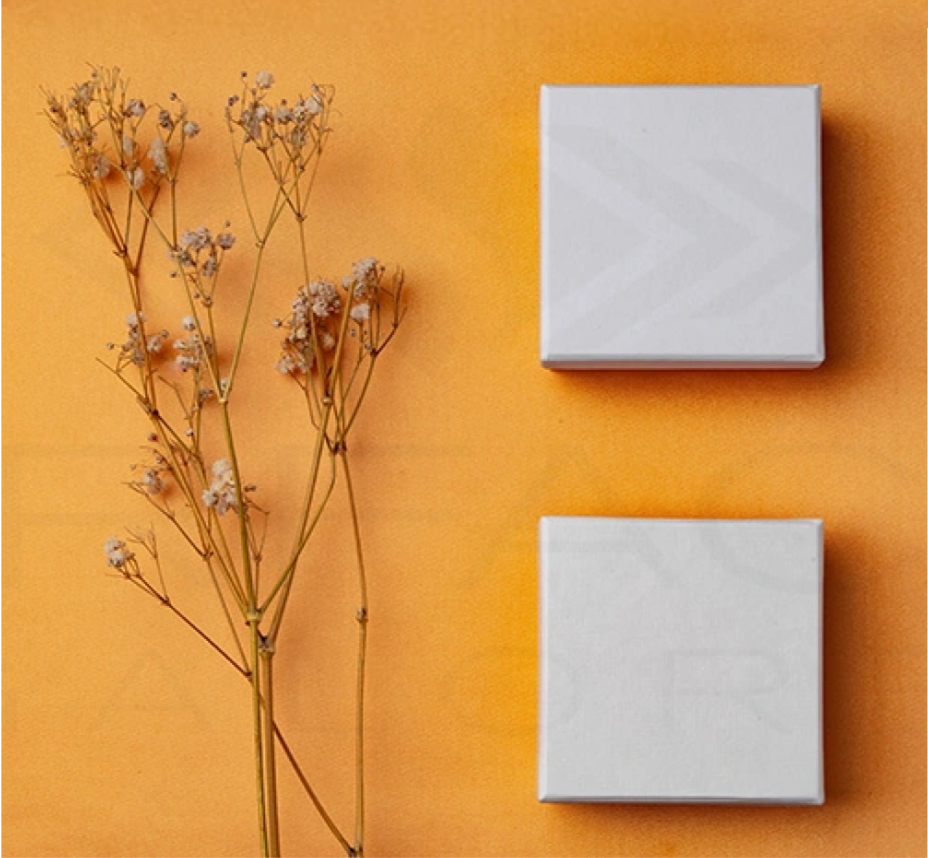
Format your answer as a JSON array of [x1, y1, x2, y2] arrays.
[[171, 225, 235, 280], [104, 537, 135, 569], [275, 259, 381, 376], [202, 458, 238, 516], [132, 449, 170, 496], [274, 282, 333, 374], [148, 137, 169, 175], [141, 469, 165, 494], [348, 257, 380, 294], [308, 279, 340, 320], [173, 319, 213, 373], [44, 69, 201, 199], [227, 71, 330, 153], [109, 311, 168, 367]]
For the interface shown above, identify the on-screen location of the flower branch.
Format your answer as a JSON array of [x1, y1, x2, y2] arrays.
[[48, 66, 406, 858]]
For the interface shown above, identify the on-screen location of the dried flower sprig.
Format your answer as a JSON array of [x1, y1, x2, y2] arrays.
[[47, 67, 405, 858]]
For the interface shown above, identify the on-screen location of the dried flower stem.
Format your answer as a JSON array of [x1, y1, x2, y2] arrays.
[[49, 67, 404, 857], [341, 453, 368, 856]]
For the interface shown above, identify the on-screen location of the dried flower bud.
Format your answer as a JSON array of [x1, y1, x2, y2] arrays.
[[125, 98, 145, 118], [142, 469, 165, 495], [308, 280, 340, 319], [104, 537, 134, 569], [127, 166, 145, 190], [179, 226, 213, 252], [148, 138, 169, 174], [202, 458, 240, 516], [92, 155, 111, 180]]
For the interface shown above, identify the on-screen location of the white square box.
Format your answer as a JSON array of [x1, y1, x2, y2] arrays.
[[540, 86, 824, 369], [539, 517, 824, 804]]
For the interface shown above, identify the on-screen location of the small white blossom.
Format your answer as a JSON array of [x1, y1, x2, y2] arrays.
[[92, 155, 111, 180], [255, 70, 275, 89], [182, 315, 197, 332], [276, 353, 297, 374], [148, 137, 169, 174], [125, 98, 145, 118], [116, 312, 153, 366], [308, 280, 340, 319], [127, 166, 145, 190], [353, 257, 378, 281], [173, 331, 212, 372], [104, 537, 134, 569], [350, 303, 371, 322], [179, 226, 213, 252], [142, 469, 165, 494], [183, 120, 201, 138], [202, 458, 239, 516], [216, 232, 236, 250], [70, 81, 94, 108], [350, 257, 380, 297]]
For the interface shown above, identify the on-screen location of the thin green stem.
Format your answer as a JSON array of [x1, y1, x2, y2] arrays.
[[230, 134, 260, 242], [260, 453, 337, 621], [260, 647, 281, 857], [203, 552, 250, 671], [218, 402, 254, 604], [127, 577, 247, 677], [164, 597, 249, 676], [272, 724, 354, 856], [249, 619, 269, 858], [340, 452, 368, 857], [264, 399, 336, 642]]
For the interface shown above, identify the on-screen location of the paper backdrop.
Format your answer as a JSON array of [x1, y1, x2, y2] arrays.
[[3, 1, 926, 856]]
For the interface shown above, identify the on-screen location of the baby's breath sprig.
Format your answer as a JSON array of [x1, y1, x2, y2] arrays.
[[48, 67, 405, 858]]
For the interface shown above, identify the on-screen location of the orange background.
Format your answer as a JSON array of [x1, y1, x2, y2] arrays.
[[3, 1, 926, 856]]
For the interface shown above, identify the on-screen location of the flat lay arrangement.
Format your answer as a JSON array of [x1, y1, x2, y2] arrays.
[[4, 5, 925, 857], [42, 73, 827, 855]]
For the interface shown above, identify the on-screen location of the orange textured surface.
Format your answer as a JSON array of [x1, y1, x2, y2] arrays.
[[3, 2, 926, 856]]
